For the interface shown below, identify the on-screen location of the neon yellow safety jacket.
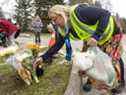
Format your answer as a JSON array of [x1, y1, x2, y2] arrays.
[[69, 4, 115, 45]]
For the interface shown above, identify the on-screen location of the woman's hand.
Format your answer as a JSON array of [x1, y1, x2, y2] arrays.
[[87, 37, 97, 46], [33, 57, 43, 69]]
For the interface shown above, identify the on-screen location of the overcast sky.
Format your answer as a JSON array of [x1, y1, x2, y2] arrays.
[[0, 0, 126, 18], [110, 0, 126, 17], [0, 0, 16, 18]]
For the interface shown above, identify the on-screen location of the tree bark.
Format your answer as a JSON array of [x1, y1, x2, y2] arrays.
[[64, 64, 83, 95]]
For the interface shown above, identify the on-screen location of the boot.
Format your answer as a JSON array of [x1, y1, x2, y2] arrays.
[[111, 80, 125, 94], [82, 79, 92, 92]]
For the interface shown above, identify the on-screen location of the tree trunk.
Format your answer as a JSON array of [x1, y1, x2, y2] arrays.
[[64, 64, 83, 95]]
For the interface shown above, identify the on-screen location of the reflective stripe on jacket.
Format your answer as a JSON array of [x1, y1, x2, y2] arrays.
[[70, 4, 114, 45]]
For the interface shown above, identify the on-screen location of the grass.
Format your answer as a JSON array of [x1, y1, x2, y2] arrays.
[[0, 56, 71, 95], [0, 34, 71, 95]]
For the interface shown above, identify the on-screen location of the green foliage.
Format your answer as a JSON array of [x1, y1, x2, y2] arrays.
[[15, 0, 33, 32], [14, 0, 64, 32], [70, 0, 92, 5], [33, 0, 63, 32], [0, 59, 71, 95]]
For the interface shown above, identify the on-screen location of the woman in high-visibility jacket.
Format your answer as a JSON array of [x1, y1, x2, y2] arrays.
[[34, 4, 125, 90]]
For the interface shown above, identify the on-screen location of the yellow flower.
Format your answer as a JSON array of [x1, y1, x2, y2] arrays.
[[26, 43, 39, 50]]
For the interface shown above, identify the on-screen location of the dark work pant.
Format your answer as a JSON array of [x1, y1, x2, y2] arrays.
[[14, 29, 21, 39], [119, 58, 125, 82], [35, 32, 41, 44]]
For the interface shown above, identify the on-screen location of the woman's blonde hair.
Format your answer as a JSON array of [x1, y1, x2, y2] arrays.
[[48, 5, 71, 24]]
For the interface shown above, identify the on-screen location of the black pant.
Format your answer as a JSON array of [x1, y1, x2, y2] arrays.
[[119, 58, 125, 81], [35, 32, 41, 44], [14, 29, 21, 39]]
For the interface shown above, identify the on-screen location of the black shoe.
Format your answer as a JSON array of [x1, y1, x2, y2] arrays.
[[82, 83, 92, 92], [111, 81, 125, 94], [82, 79, 92, 92], [119, 80, 125, 88], [111, 87, 122, 94]]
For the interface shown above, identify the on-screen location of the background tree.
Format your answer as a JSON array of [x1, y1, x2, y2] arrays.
[[70, 0, 94, 5], [32, 0, 63, 32], [0, 7, 4, 18], [34, 0, 63, 18], [121, 18, 126, 33], [15, 0, 33, 32]]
